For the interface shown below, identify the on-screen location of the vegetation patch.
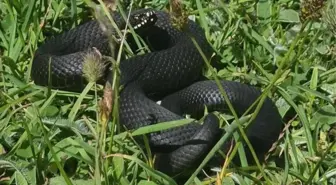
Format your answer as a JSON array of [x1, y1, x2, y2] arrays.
[[1, 0, 336, 184]]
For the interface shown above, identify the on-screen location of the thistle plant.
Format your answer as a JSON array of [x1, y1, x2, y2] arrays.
[[300, 0, 327, 22]]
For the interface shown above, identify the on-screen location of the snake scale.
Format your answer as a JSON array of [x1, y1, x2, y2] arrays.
[[31, 8, 284, 176]]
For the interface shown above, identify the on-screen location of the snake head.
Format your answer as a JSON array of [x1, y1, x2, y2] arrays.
[[129, 10, 157, 30]]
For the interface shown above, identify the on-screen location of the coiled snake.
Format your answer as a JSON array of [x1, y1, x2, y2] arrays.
[[32, 8, 283, 176]]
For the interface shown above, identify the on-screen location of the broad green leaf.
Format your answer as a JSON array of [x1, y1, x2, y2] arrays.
[[138, 180, 158, 185], [257, 0, 272, 20], [112, 156, 125, 180], [310, 105, 336, 130], [49, 176, 95, 185], [278, 9, 300, 23], [316, 45, 329, 55], [14, 171, 29, 185]]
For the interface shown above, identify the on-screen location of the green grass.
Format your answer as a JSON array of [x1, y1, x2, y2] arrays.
[[1, 0, 336, 184]]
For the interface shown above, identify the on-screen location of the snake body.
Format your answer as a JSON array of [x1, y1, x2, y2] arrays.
[[32, 9, 283, 176]]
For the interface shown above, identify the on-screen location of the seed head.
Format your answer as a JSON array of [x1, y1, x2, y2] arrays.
[[82, 47, 107, 83], [169, 0, 189, 31], [322, 0, 336, 35], [300, 0, 327, 22]]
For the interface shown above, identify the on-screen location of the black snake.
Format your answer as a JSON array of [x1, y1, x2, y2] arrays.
[[31, 8, 284, 176]]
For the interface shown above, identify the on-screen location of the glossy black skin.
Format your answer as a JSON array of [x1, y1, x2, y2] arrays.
[[32, 9, 283, 176]]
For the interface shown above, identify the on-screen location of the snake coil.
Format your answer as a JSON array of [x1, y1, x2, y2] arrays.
[[32, 9, 283, 176]]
